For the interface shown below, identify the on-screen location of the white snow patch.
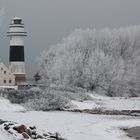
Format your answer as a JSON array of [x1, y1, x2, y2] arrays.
[[0, 97, 25, 112], [0, 128, 14, 140], [71, 94, 140, 111], [100, 97, 140, 110], [71, 100, 99, 109]]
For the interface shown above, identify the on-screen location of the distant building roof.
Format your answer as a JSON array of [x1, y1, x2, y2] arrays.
[[34, 71, 43, 81]]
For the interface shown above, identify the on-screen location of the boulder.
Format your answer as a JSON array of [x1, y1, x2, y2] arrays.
[[0, 119, 6, 125], [22, 132, 30, 139], [13, 125, 27, 133]]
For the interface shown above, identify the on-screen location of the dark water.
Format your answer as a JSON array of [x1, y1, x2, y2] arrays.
[[126, 127, 140, 140]]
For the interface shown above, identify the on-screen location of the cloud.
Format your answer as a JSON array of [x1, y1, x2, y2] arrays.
[[0, 7, 6, 27]]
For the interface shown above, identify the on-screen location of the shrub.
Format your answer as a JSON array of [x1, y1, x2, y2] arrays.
[[24, 89, 71, 111]]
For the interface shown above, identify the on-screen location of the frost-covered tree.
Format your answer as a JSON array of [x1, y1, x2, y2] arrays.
[[39, 26, 140, 96]]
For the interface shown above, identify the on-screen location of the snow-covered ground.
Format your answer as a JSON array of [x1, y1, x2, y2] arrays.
[[0, 96, 140, 140], [0, 97, 25, 112], [71, 94, 140, 111], [0, 111, 140, 140]]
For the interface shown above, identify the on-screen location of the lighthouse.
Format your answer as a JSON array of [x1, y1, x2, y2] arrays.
[[7, 17, 27, 83]]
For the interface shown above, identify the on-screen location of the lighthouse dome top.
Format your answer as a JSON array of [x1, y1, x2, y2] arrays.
[[8, 17, 27, 37], [13, 17, 22, 20], [11, 17, 23, 25]]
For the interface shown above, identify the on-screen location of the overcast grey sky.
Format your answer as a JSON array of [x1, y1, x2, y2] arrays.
[[0, 0, 140, 76]]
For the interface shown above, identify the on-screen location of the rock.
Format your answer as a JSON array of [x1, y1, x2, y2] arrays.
[[0, 119, 6, 125], [50, 133, 66, 140], [4, 125, 10, 130], [1, 121, 65, 140], [8, 123, 14, 126], [22, 132, 30, 139], [26, 129, 32, 137], [43, 133, 49, 137], [29, 126, 36, 130], [50, 135, 57, 139], [31, 131, 37, 139], [36, 134, 43, 139], [31, 130, 37, 135], [13, 125, 27, 133], [7, 130, 13, 135]]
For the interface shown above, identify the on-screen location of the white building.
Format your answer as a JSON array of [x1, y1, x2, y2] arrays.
[[0, 63, 15, 86]]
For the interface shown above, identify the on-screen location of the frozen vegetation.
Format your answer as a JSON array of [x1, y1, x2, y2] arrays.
[[0, 88, 92, 111], [39, 26, 140, 97]]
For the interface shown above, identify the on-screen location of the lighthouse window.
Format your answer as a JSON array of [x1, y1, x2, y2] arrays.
[[10, 46, 24, 61], [14, 19, 22, 24]]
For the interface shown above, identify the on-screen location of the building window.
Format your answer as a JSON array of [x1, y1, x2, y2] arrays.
[[4, 71, 6, 74], [4, 80, 6, 84], [9, 80, 12, 83], [1, 68, 3, 71]]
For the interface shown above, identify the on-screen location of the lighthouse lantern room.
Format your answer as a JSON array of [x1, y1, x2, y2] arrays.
[[7, 17, 27, 83]]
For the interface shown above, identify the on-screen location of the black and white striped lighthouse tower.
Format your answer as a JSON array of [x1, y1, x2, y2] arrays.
[[7, 17, 27, 83]]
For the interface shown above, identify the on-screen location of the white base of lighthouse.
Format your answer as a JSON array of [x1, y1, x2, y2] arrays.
[[9, 62, 26, 83], [10, 62, 25, 74]]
